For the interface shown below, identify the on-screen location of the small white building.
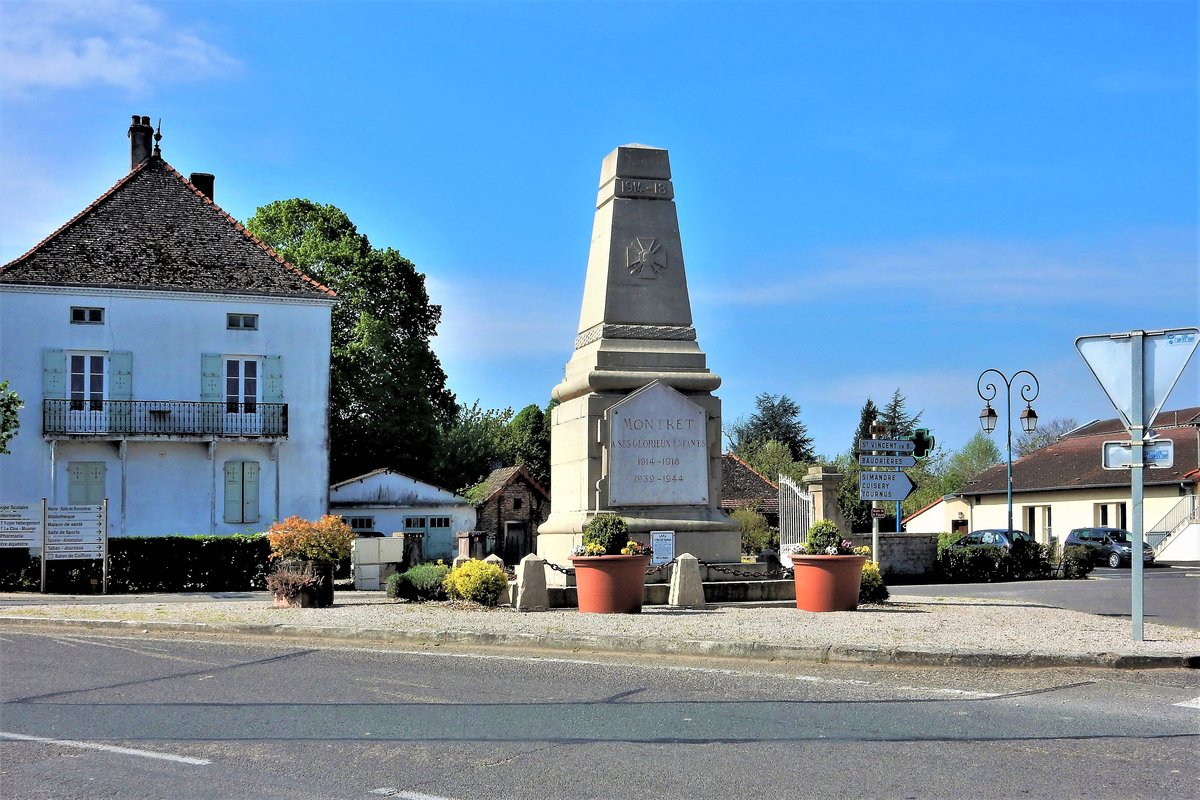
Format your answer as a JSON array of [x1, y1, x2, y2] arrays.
[[329, 469, 475, 561], [0, 115, 335, 536]]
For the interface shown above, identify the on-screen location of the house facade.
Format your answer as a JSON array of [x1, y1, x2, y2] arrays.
[[719, 453, 780, 527], [905, 408, 1200, 562], [329, 468, 475, 561], [0, 115, 335, 537]]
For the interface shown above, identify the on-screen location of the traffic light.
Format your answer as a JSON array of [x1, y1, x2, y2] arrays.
[[912, 428, 935, 459]]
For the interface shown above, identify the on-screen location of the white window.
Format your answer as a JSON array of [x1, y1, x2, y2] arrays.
[[70, 307, 104, 325], [227, 313, 259, 330], [429, 517, 451, 528], [404, 516, 427, 529], [69, 353, 105, 411], [344, 516, 374, 531], [225, 358, 259, 414]]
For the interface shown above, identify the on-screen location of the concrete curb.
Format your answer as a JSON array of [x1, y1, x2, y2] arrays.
[[1, 615, 1195, 670]]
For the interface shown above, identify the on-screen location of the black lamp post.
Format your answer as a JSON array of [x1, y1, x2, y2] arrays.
[[977, 369, 1039, 533]]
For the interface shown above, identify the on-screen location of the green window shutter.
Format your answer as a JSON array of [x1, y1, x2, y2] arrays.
[[242, 462, 260, 523], [223, 461, 243, 523], [200, 353, 223, 402], [109, 352, 132, 400], [262, 355, 283, 402], [68, 462, 106, 505], [43, 349, 65, 399]]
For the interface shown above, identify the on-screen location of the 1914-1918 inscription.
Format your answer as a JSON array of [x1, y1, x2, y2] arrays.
[[608, 382, 708, 506]]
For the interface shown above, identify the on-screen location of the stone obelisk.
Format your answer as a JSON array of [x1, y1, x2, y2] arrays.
[[537, 144, 741, 575]]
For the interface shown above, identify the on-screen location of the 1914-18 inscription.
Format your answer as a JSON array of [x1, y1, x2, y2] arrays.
[[608, 382, 709, 506]]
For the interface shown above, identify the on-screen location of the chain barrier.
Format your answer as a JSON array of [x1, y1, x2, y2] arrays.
[[542, 560, 576, 577], [697, 559, 793, 579], [645, 557, 676, 575]]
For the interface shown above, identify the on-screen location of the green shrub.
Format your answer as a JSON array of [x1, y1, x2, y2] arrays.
[[859, 560, 889, 603], [732, 507, 778, 555], [1008, 539, 1052, 580], [804, 519, 845, 555], [935, 538, 1053, 583], [443, 560, 508, 606], [387, 562, 451, 601], [582, 513, 629, 556], [1060, 545, 1096, 580]]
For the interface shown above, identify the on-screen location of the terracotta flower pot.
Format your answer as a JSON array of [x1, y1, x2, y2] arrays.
[[789, 554, 867, 612], [570, 554, 651, 614]]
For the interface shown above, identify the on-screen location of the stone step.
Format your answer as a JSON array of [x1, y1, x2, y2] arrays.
[[545, 578, 795, 608]]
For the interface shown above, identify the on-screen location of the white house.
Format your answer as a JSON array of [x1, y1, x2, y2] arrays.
[[329, 468, 476, 561], [904, 408, 1199, 562], [0, 115, 336, 537]]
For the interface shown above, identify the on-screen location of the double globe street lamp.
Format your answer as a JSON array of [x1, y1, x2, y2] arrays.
[[977, 369, 1039, 533]]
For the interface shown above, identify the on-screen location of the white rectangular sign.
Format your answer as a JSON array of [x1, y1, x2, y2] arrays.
[[0, 504, 42, 548], [857, 439, 915, 452], [45, 504, 106, 560], [858, 454, 917, 467], [1102, 440, 1174, 470], [650, 530, 675, 566]]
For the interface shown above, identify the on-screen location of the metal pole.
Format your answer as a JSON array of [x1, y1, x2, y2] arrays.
[[102, 498, 109, 595], [1130, 332, 1145, 641], [977, 369, 1039, 535], [40, 498, 47, 594], [1005, 381, 1014, 533], [871, 430, 880, 564]]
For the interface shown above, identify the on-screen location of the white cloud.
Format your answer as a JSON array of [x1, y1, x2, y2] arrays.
[[0, 0, 239, 98]]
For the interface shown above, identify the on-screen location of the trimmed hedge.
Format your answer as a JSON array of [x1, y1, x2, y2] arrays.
[[0, 535, 271, 594], [387, 562, 451, 601], [936, 538, 1053, 583]]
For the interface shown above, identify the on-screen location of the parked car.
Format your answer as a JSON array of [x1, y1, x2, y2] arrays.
[[949, 529, 1034, 550], [1063, 527, 1154, 568]]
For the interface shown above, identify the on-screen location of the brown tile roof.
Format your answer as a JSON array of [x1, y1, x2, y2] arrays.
[[0, 156, 335, 299], [720, 453, 780, 513], [964, 409, 1200, 496], [472, 465, 549, 505]]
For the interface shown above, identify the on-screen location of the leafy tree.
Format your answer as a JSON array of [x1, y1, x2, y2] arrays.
[[246, 199, 456, 481], [945, 432, 1003, 488], [1015, 417, 1079, 456], [507, 403, 551, 489], [737, 439, 809, 485], [0, 381, 20, 455], [729, 393, 815, 463], [879, 388, 922, 438], [837, 398, 882, 532], [434, 403, 514, 495]]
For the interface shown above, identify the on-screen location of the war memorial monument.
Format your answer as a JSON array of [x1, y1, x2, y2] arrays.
[[537, 144, 742, 578]]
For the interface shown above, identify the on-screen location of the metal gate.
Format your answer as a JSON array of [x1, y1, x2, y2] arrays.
[[778, 474, 815, 554]]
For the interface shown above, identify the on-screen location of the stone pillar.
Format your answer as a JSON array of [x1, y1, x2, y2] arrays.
[[513, 554, 548, 611], [538, 145, 740, 582], [802, 465, 848, 532], [667, 552, 705, 608]]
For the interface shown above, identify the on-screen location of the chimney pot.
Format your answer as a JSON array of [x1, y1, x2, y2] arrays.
[[190, 172, 215, 200], [128, 114, 154, 169]]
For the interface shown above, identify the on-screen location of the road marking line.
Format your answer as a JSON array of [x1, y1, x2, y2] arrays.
[[1173, 697, 1200, 709], [370, 790, 459, 800], [0, 731, 211, 765]]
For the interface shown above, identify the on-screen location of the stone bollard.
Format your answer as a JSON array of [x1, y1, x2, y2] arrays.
[[452, 555, 470, 570], [513, 553, 548, 611], [483, 553, 505, 571], [668, 552, 705, 608]]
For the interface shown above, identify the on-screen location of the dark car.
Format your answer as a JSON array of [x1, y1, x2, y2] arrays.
[[1063, 527, 1154, 569], [949, 529, 1034, 550]]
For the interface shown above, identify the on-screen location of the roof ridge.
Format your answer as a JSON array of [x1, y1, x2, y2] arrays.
[[723, 451, 779, 489]]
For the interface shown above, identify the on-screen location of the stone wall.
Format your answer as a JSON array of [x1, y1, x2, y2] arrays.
[[847, 533, 938, 578], [476, 478, 550, 565]]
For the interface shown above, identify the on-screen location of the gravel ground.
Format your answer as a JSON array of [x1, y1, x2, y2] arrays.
[[1, 592, 1197, 661]]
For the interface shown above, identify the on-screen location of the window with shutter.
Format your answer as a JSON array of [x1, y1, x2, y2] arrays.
[[223, 461, 261, 524], [67, 462, 106, 505]]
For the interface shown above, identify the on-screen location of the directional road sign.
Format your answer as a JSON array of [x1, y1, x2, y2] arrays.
[[0, 504, 42, 548], [858, 454, 917, 468], [1102, 439, 1174, 470], [859, 471, 916, 502], [857, 439, 915, 453]]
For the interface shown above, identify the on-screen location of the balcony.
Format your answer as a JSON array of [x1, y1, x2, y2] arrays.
[[43, 399, 288, 439]]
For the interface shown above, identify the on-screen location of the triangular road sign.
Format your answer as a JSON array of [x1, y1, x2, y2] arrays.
[[1076, 328, 1199, 430]]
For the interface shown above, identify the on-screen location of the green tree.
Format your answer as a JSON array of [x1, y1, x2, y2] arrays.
[[729, 393, 815, 463], [1015, 417, 1079, 456], [506, 403, 551, 489], [434, 403, 514, 495], [0, 380, 21, 455], [945, 432, 1003, 489], [737, 438, 809, 485], [879, 388, 922, 438], [246, 199, 456, 481], [837, 398, 882, 532]]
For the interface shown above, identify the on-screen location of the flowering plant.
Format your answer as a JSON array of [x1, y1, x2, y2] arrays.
[[620, 539, 653, 557], [572, 539, 653, 557], [794, 519, 868, 556], [267, 515, 355, 564]]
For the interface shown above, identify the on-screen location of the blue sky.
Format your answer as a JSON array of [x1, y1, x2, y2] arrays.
[[2, 0, 1196, 461]]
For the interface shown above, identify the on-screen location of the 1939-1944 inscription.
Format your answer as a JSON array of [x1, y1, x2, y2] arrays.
[[608, 382, 709, 506]]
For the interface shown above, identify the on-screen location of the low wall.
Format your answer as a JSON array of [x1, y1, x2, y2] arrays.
[[847, 533, 937, 578]]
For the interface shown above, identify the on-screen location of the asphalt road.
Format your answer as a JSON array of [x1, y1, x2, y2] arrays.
[[1, 629, 1197, 799], [890, 565, 1200, 630]]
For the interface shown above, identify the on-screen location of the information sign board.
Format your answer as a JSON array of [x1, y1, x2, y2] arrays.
[[0, 504, 42, 548], [650, 531, 676, 566], [857, 439, 915, 452], [45, 504, 105, 560]]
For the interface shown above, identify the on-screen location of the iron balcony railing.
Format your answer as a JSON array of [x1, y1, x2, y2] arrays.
[[43, 399, 288, 438]]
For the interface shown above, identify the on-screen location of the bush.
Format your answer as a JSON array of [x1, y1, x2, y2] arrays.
[[267, 563, 322, 599], [859, 560, 889, 603], [804, 519, 844, 555], [443, 559, 508, 606], [732, 507, 778, 555], [387, 562, 450, 601], [936, 538, 1053, 583], [1060, 545, 1096, 580], [582, 513, 629, 556], [267, 515, 355, 565]]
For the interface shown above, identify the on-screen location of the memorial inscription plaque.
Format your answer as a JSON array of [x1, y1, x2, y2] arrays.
[[607, 382, 709, 506]]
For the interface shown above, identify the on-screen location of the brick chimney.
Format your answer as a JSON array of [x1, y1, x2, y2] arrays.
[[128, 114, 154, 168], [190, 172, 214, 200]]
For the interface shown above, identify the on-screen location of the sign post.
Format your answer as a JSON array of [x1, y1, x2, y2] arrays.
[[1076, 327, 1198, 641], [40, 500, 108, 594]]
